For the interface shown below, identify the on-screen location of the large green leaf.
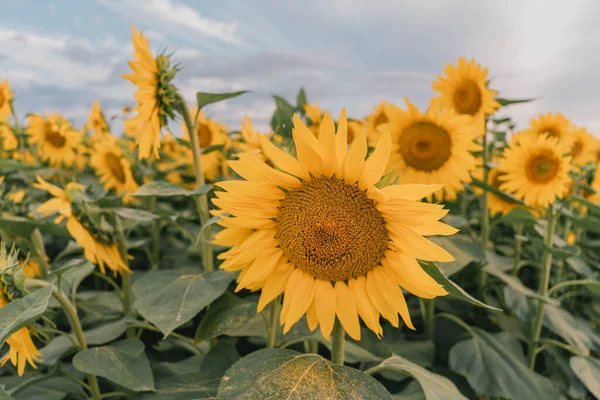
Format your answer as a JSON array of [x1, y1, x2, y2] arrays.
[[0, 215, 67, 238], [218, 348, 392, 400], [570, 356, 600, 399], [483, 263, 559, 305], [0, 386, 12, 400], [196, 91, 248, 111], [133, 270, 232, 337], [195, 293, 257, 341], [369, 354, 468, 400], [73, 338, 154, 391], [495, 97, 536, 106], [132, 181, 211, 198], [57, 259, 95, 300], [429, 235, 484, 276], [392, 381, 426, 400], [8, 376, 84, 400], [449, 330, 556, 399], [0, 285, 53, 348], [420, 262, 500, 311], [114, 207, 160, 222]]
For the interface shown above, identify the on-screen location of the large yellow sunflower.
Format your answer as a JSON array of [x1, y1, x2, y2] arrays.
[[569, 126, 598, 167], [378, 98, 478, 201], [33, 177, 131, 276], [0, 79, 13, 121], [513, 112, 573, 150], [431, 57, 500, 133], [25, 113, 81, 167], [90, 137, 139, 202], [498, 134, 572, 208], [212, 110, 454, 340]]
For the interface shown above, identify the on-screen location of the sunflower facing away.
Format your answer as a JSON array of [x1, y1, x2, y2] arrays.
[[431, 57, 500, 132], [513, 112, 573, 150], [90, 137, 139, 202], [234, 116, 268, 162], [378, 98, 478, 201], [569, 126, 598, 167], [25, 113, 81, 167], [85, 100, 109, 139], [0, 79, 13, 121], [123, 26, 177, 160], [212, 109, 455, 340], [366, 101, 392, 142], [33, 177, 131, 276], [498, 134, 572, 208]]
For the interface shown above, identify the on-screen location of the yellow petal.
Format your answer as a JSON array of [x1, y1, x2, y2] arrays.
[[293, 128, 323, 177], [318, 111, 337, 177], [371, 267, 415, 330], [343, 128, 367, 185], [257, 262, 294, 312], [314, 280, 336, 340], [382, 252, 447, 299], [389, 226, 455, 262], [335, 108, 348, 177], [359, 132, 391, 189], [257, 135, 310, 180], [348, 277, 382, 337], [381, 184, 444, 201], [366, 270, 399, 327], [334, 281, 361, 340], [235, 248, 283, 291], [307, 299, 319, 332], [228, 158, 301, 190], [283, 271, 315, 333]]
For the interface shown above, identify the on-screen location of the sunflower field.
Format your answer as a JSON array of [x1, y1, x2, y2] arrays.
[[1, 26, 600, 400]]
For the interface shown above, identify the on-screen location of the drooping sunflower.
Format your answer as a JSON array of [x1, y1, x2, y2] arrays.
[[513, 112, 573, 150], [431, 57, 500, 132], [25, 113, 81, 167], [90, 137, 139, 202], [181, 109, 230, 181], [33, 177, 131, 276], [569, 126, 598, 167], [498, 134, 572, 208], [378, 98, 478, 201], [366, 101, 392, 142], [0, 79, 14, 121], [123, 26, 177, 160], [0, 122, 18, 151], [212, 110, 454, 340]]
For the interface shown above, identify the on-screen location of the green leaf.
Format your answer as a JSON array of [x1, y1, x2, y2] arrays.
[[133, 270, 232, 337], [566, 257, 595, 279], [282, 333, 383, 363], [8, 376, 84, 400], [72, 338, 154, 391], [132, 181, 212, 198], [571, 196, 600, 216], [493, 208, 538, 225], [470, 178, 525, 206], [0, 215, 68, 238], [570, 356, 600, 398], [195, 293, 257, 341], [370, 354, 467, 400], [0, 385, 12, 400], [495, 97, 536, 106], [482, 263, 559, 305], [296, 88, 307, 110], [114, 207, 160, 222], [420, 261, 501, 311], [429, 235, 485, 276], [196, 91, 248, 111], [270, 95, 296, 139], [0, 285, 53, 348], [218, 348, 392, 400], [393, 381, 426, 400], [449, 330, 556, 399], [0, 159, 42, 171], [58, 259, 95, 300]]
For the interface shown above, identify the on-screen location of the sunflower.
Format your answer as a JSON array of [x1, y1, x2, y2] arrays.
[[378, 98, 478, 201], [212, 109, 454, 340], [431, 57, 500, 132], [0, 79, 13, 121], [234, 116, 268, 161], [0, 122, 18, 151], [181, 109, 229, 181], [304, 103, 322, 137], [123, 26, 177, 160], [513, 112, 573, 150], [7, 190, 26, 204], [33, 177, 131, 276], [472, 162, 519, 217], [347, 119, 366, 145], [498, 134, 572, 208], [569, 126, 598, 167], [85, 100, 109, 137], [0, 319, 42, 376], [90, 138, 139, 202], [25, 113, 81, 167], [366, 102, 392, 142]]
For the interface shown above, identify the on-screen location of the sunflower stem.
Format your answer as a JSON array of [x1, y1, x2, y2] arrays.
[[29, 229, 49, 279], [527, 204, 557, 370], [148, 196, 161, 271], [478, 123, 491, 295], [512, 223, 523, 275], [330, 318, 345, 366], [113, 214, 132, 317], [176, 94, 213, 273], [265, 298, 279, 349], [424, 299, 436, 340]]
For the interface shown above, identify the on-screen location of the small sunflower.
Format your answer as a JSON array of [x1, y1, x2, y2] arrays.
[[33, 177, 131, 276], [514, 112, 573, 150], [90, 138, 139, 202], [431, 57, 500, 132], [0, 310, 42, 377], [569, 126, 598, 167], [123, 26, 177, 160], [379, 98, 478, 201], [366, 102, 392, 142], [498, 134, 572, 208], [0, 122, 18, 151], [7, 190, 26, 204], [212, 109, 454, 340], [0, 79, 14, 121], [234, 116, 268, 161], [85, 100, 109, 137], [304, 103, 323, 137], [25, 113, 81, 167]]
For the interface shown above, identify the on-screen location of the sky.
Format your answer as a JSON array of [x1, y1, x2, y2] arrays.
[[1, 0, 599, 136]]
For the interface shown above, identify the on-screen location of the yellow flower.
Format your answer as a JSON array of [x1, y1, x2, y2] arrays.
[[33, 177, 131, 276], [21, 259, 42, 279], [366, 102, 392, 142], [346, 119, 366, 145], [233, 116, 269, 161], [498, 134, 572, 208], [25, 113, 81, 167], [212, 109, 454, 340], [379, 98, 478, 201], [181, 109, 229, 181], [123, 26, 177, 160], [569, 126, 598, 167], [90, 137, 139, 203], [0, 79, 14, 121], [304, 103, 322, 137], [7, 190, 26, 204], [0, 122, 18, 151], [513, 112, 573, 150], [85, 100, 109, 136], [431, 57, 500, 132]]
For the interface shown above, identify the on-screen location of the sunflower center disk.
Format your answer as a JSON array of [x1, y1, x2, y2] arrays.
[[399, 122, 452, 171], [276, 177, 389, 281], [104, 152, 127, 183], [527, 153, 560, 184], [453, 79, 482, 115], [45, 127, 67, 148], [196, 123, 213, 148]]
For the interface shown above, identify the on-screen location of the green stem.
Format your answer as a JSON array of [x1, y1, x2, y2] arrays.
[[478, 126, 491, 295], [113, 215, 132, 316], [512, 223, 523, 275], [265, 298, 279, 349], [424, 299, 436, 340], [548, 279, 600, 296], [527, 204, 557, 369], [29, 229, 49, 279], [330, 318, 345, 365], [176, 94, 213, 273], [149, 197, 161, 270]]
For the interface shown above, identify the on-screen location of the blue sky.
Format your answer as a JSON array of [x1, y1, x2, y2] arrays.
[[1, 0, 599, 135]]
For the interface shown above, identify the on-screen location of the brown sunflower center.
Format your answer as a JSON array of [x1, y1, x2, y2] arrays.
[[570, 140, 583, 158], [399, 122, 452, 171], [276, 176, 389, 281], [526, 152, 560, 184], [542, 128, 560, 138], [374, 112, 388, 127], [104, 152, 126, 183], [45, 125, 67, 148], [453, 79, 482, 115], [196, 122, 212, 148]]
